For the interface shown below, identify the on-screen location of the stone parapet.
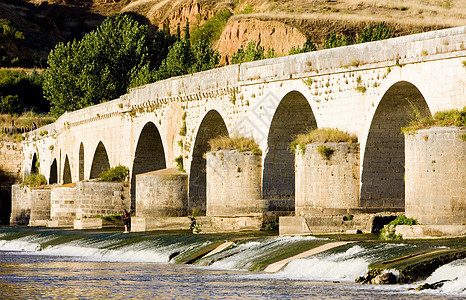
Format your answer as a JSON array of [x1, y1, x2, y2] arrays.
[[405, 127, 466, 225]]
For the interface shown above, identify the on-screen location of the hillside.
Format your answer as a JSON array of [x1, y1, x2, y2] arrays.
[[1, 0, 464, 65]]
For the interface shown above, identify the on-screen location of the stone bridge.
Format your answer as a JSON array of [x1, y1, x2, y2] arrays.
[[21, 26, 465, 230]]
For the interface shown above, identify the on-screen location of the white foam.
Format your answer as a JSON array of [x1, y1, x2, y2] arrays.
[[424, 258, 466, 295], [280, 246, 369, 281]]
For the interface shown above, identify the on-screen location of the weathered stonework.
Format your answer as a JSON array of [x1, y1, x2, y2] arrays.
[[295, 142, 360, 215], [6, 27, 465, 233], [75, 181, 128, 219], [136, 168, 188, 217], [405, 127, 466, 225], [0, 141, 22, 225], [50, 185, 77, 226], [10, 184, 51, 225], [206, 150, 264, 216]]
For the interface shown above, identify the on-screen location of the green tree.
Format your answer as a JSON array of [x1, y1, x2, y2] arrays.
[[190, 39, 220, 73], [231, 41, 266, 64], [357, 22, 392, 43], [324, 31, 351, 49], [43, 14, 154, 117], [0, 70, 48, 112], [289, 39, 317, 55], [190, 8, 232, 46], [0, 94, 22, 114]]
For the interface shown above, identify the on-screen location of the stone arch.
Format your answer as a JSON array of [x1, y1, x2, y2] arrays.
[[131, 122, 166, 208], [263, 91, 317, 209], [78, 143, 84, 181], [63, 155, 72, 184], [89, 141, 110, 179], [49, 159, 58, 184], [360, 81, 430, 210], [189, 110, 229, 214], [31, 153, 38, 174]]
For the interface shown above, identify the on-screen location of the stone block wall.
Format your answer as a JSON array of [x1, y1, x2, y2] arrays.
[[136, 168, 188, 217], [10, 185, 50, 225], [50, 186, 77, 224], [0, 141, 22, 224], [30, 188, 51, 223], [405, 127, 465, 225], [206, 150, 264, 216], [75, 181, 129, 219], [295, 142, 360, 215]]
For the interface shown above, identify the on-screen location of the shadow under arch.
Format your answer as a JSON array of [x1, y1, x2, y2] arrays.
[[31, 153, 38, 174], [49, 158, 58, 184], [79, 143, 84, 181], [189, 110, 228, 215], [90, 141, 110, 179], [361, 81, 430, 210], [131, 122, 166, 210], [263, 91, 317, 210], [63, 155, 72, 184]]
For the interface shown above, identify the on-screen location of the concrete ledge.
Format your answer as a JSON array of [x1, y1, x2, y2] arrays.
[[131, 217, 192, 232], [279, 216, 310, 235], [29, 220, 48, 227], [396, 225, 466, 239], [47, 220, 73, 228], [74, 218, 103, 230], [196, 216, 264, 233]]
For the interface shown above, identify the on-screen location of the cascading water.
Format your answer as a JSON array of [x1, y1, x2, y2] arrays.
[[0, 228, 465, 298]]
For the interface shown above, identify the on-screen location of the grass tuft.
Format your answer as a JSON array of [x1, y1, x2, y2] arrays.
[[208, 135, 261, 155], [21, 173, 47, 187], [289, 128, 357, 153], [402, 107, 465, 133]]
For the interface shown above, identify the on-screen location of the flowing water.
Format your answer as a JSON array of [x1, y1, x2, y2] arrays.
[[0, 227, 464, 299]]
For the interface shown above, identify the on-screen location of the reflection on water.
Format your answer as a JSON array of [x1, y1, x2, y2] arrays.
[[0, 251, 456, 300]]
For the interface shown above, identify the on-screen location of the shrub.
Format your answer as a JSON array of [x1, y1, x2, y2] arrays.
[[317, 145, 335, 160], [99, 165, 129, 182], [175, 155, 185, 172], [402, 107, 466, 134], [208, 135, 262, 155], [22, 173, 47, 187], [379, 215, 418, 240], [290, 128, 358, 153]]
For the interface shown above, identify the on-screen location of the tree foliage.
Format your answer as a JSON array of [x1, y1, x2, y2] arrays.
[[357, 22, 391, 43], [190, 8, 232, 46], [289, 40, 317, 55], [44, 14, 166, 117], [0, 70, 47, 114]]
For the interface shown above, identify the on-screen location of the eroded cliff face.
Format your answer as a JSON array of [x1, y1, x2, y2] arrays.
[[2, 0, 460, 65], [214, 17, 307, 62]]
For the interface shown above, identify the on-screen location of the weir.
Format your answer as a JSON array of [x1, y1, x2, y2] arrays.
[[0, 227, 464, 293], [3, 26, 465, 235]]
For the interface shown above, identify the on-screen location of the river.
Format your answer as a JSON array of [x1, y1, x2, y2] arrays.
[[0, 227, 464, 299]]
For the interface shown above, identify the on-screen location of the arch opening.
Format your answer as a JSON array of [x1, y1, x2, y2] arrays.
[[189, 110, 228, 215], [263, 91, 317, 210], [90, 142, 110, 179], [63, 155, 72, 184], [79, 143, 84, 181], [361, 81, 430, 210], [31, 153, 38, 175], [131, 122, 166, 210], [49, 159, 58, 184]]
